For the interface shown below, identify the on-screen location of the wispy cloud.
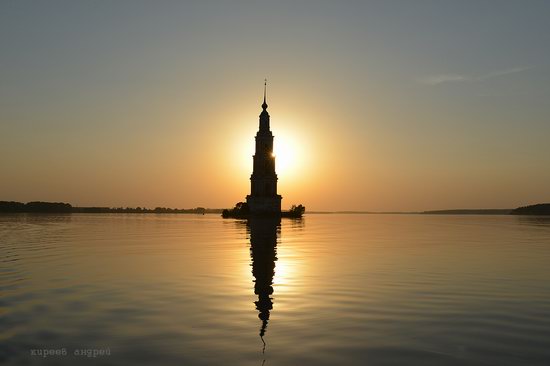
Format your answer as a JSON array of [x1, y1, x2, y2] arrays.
[[419, 74, 468, 85], [418, 66, 531, 86], [478, 66, 530, 80]]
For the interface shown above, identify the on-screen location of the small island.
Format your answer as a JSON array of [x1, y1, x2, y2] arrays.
[[222, 202, 305, 219]]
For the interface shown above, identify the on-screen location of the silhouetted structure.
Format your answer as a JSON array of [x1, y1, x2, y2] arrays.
[[246, 81, 282, 215], [248, 217, 280, 344], [221, 81, 305, 219]]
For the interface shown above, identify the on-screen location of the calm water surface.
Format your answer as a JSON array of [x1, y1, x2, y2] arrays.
[[1, 213, 550, 365]]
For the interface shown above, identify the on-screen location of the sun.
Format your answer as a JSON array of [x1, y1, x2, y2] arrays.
[[234, 121, 308, 184], [273, 132, 300, 179]]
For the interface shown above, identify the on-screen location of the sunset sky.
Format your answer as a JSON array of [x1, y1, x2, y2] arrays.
[[1, 1, 549, 211]]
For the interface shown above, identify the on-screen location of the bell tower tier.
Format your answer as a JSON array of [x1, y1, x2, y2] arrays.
[[246, 81, 282, 215]]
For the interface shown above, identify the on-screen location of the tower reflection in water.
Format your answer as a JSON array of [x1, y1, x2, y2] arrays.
[[247, 217, 280, 349]]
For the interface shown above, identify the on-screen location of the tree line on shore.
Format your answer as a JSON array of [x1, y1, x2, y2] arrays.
[[0, 201, 220, 214], [510, 203, 550, 215]]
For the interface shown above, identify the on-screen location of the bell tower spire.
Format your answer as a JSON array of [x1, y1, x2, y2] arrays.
[[262, 79, 268, 110]]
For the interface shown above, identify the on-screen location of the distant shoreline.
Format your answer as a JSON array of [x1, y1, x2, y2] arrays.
[[1, 201, 549, 215], [0, 201, 218, 214], [308, 209, 511, 215]]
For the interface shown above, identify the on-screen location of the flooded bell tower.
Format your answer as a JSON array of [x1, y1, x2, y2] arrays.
[[246, 80, 282, 215]]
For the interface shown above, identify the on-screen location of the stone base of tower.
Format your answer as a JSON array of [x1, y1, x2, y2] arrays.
[[246, 195, 282, 216]]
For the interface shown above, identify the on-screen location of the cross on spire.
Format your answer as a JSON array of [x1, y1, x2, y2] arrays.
[[262, 79, 268, 110]]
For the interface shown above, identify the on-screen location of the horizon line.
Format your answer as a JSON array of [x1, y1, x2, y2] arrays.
[[3, 199, 549, 214]]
